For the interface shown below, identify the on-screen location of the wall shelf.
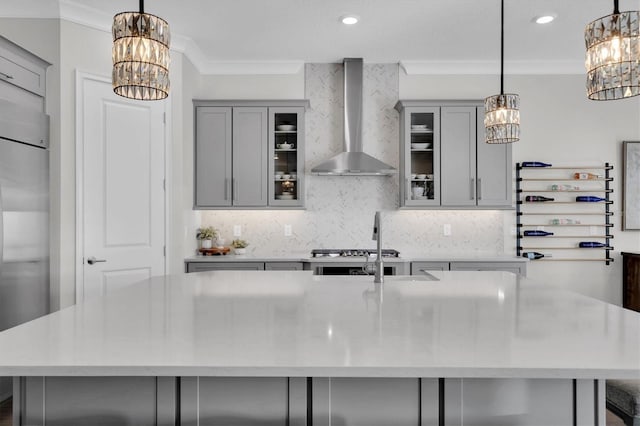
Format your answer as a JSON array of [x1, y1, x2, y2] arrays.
[[516, 163, 613, 265]]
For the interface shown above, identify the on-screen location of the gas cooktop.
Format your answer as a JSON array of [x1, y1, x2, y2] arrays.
[[311, 249, 400, 258]]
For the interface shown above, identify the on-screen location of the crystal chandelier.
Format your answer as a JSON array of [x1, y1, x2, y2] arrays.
[[585, 0, 640, 100], [484, 0, 520, 144], [112, 0, 170, 100]]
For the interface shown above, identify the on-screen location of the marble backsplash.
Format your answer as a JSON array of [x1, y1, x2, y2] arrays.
[[200, 63, 506, 256]]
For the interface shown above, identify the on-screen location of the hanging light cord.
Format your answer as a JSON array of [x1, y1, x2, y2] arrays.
[[140, 0, 144, 14], [613, 0, 619, 14], [500, 0, 504, 96]]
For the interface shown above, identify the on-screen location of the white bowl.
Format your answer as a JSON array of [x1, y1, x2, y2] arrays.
[[411, 143, 431, 149], [425, 174, 433, 180], [411, 124, 428, 130], [282, 174, 291, 179], [410, 173, 417, 179], [277, 124, 295, 131], [279, 143, 293, 149], [416, 174, 427, 179]]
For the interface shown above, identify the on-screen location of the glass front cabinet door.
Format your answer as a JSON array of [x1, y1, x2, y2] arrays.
[[268, 107, 305, 207], [398, 106, 441, 207]]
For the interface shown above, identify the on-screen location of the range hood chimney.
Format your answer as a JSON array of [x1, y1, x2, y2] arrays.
[[311, 58, 396, 176]]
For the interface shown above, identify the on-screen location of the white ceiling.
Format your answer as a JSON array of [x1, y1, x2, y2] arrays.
[[1, 0, 636, 74]]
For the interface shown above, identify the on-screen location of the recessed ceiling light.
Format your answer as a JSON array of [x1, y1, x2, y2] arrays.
[[341, 15, 359, 25], [534, 15, 555, 24]]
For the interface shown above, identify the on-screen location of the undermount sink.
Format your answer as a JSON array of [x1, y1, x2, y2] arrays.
[[388, 272, 440, 282]]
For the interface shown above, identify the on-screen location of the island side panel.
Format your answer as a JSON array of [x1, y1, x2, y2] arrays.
[[180, 376, 291, 426], [15, 377, 176, 426], [312, 377, 439, 426], [444, 378, 601, 426]]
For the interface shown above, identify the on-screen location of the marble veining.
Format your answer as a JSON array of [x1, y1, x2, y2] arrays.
[[200, 63, 506, 257]]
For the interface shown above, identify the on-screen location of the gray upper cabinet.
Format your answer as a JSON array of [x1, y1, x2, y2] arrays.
[[195, 107, 232, 207], [194, 100, 308, 209], [476, 115, 512, 207], [233, 107, 268, 206], [0, 35, 49, 97], [395, 100, 512, 209], [441, 106, 477, 206]]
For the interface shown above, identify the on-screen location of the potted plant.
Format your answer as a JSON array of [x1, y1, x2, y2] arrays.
[[196, 226, 217, 249], [231, 239, 249, 255]]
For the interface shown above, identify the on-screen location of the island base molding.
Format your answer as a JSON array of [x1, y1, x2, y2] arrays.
[[13, 376, 605, 426]]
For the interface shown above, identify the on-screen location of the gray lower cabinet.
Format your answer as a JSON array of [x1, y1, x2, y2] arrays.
[[186, 262, 265, 273], [186, 261, 304, 272], [264, 262, 304, 271], [411, 261, 450, 274], [450, 261, 527, 276], [411, 261, 527, 276]]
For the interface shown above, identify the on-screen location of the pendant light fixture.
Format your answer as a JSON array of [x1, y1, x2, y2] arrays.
[[112, 0, 170, 101], [585, 0, 640, 100], [484, 0, 520, 144]]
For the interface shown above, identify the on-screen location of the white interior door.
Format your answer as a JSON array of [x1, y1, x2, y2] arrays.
[[77, 74, 165, 301]]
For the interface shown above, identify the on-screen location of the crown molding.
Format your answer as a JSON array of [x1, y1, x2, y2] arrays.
[[400, 60, 585, 75]]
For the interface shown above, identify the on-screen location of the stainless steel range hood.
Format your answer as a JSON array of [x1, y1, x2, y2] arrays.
[[311, 58, 396, 176]]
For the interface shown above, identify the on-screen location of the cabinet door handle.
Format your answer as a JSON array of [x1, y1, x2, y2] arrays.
[[0, 72, 14, 80], [477, 178, 482, 200], [470, 178, 475, 200], [233, 179, 238, 202], [224, 178, 229, 200], [406, 179, 410, 201]]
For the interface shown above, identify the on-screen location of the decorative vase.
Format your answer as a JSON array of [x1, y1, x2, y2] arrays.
[[201, 239, 212, 249], [235, 248, 246, 255], [216, 238, 225, 249]]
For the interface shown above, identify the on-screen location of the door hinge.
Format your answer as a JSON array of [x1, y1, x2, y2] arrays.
[[163, 246, 166, 257]]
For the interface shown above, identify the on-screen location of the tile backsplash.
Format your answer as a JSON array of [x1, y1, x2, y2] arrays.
[[200, 63, 506, 256]]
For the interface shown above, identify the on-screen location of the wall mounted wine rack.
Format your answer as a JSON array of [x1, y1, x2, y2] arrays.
[[516, 162, 613, 264]]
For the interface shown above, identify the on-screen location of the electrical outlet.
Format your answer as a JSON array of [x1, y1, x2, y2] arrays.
[[284, 224, 292, 237], [443, 224, 451, 236], [233, 225, 241, 237]]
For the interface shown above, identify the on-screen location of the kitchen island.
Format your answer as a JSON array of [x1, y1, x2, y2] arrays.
[[0, 270, 638, 425]]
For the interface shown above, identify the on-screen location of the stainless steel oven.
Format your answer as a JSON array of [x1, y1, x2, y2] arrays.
[[312, 263, 399, 276]]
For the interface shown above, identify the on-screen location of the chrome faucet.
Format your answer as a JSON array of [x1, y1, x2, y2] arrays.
[[372, 211, 383, 283]]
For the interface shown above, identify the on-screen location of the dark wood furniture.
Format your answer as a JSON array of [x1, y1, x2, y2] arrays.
[[622, 252, 640, 312]]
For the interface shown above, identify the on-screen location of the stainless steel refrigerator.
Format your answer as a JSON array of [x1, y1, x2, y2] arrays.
[[0, 98, 49, 400]]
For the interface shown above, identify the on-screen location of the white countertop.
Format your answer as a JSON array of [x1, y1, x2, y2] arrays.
[[0, 270, 637, 379], [185, 252, 527, 263]]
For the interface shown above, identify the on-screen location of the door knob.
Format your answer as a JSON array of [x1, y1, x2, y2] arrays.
[[87, 256, 106, 265]]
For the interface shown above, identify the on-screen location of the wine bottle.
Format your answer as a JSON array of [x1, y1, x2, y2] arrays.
[[549, 218, 581, 225], [525, 195, 555, 202], [550, 184, 579, 191], [521, 252, 552, 260], [575, 196, 607, 202], [522, 161, 552, 168], [523, 230, 554, 236], [578, 241, 607, 248], [573, 172, 603, 180]]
